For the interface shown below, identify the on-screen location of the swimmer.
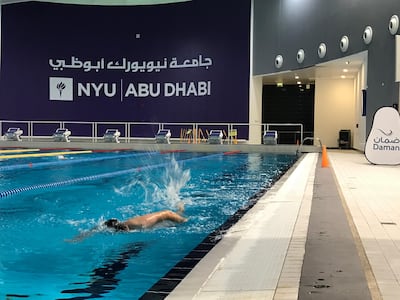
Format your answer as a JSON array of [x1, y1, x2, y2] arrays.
[[67, 203, 187, 243]]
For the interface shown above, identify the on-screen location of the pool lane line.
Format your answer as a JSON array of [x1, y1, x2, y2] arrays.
[[0, 152, 223, 199], [0, 148, 40, 154], [0, 151, 159, 172], [0, 150, 93, 160]]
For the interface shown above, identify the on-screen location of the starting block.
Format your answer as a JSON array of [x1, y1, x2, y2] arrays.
[[53, 128, 71, 142], [155, 129, 171, 144], [103, 129, 121, 143], [208, 130, 223, 144], [4, 127, 23, 141], [263, 130, 278, 145]]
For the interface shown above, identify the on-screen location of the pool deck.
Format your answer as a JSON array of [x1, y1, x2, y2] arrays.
[[0, 139, 318, 154], [165, 150, 400, 300]]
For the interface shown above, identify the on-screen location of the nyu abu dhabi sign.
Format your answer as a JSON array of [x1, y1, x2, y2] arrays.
[[49, 55, 212, 101], [365, 107, 400, 165], [0, 1, 250, 123]]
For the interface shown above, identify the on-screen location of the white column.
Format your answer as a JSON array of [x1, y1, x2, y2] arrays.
[[247, 0, 262, 144], [248, 76, 262, 144]]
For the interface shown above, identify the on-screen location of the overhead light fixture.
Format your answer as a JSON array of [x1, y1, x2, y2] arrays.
[[341, 75, 346, 79], [343, 69, 348, 73], [297, 81, 302, 85], [295, 75, 300, 79], [345, 61, 350, 65], [277, 82, 284, 87]]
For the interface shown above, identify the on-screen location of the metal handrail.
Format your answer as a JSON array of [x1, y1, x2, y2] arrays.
[[0, 120, 306, 144]]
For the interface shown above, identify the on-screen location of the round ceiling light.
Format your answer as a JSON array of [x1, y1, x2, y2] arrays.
[[389, 15, 399, 35], [318, 43, 327, 58]]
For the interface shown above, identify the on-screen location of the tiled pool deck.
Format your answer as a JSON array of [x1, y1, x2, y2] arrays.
[[166, 150, 400, 299]]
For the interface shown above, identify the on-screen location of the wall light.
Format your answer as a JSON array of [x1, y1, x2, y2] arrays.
[[389, 15, 399, 35], [340, 35, 349, 52], [275, 55, 283, 68], [318, 43, 327, 58], [363, 26, 373, 45], [296, 49, 305, 64]]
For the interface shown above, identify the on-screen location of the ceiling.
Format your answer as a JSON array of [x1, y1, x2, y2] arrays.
[[261, 51, 367, 86]]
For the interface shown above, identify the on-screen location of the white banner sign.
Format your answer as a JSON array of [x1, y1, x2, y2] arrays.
[[365, 106, 400, 165]]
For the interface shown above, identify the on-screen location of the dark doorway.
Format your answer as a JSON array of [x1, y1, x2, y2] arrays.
[[262, 84, 315, 144]]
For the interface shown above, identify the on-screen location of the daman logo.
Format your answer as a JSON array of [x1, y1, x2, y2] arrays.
[[49, 77, 73, 101]]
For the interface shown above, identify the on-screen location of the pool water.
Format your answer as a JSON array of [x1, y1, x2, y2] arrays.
[[0, 150, 297, 299]]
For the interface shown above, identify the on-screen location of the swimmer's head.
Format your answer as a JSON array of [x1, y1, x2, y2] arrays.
[[104, 218, 129, 231], [104, 218, 119, 228]]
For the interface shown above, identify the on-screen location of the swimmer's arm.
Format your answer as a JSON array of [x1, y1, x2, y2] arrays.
[[65, 226, 101, 243]]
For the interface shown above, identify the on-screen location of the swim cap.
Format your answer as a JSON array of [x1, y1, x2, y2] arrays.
[[104, 218, 119, 228]]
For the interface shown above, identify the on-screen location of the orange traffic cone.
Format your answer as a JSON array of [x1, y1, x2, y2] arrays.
[[321, 145, 329, 168]]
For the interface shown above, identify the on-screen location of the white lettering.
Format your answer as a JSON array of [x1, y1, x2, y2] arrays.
[[175, 82, 186, 96], [77, 83, 90, 97], [163, 81, 211, 97], [125, 83, 138, 97], [186, 82, 198, 96], [198, 81, 211, 96], [104, 84, 116, 97], [124, 83, 161, 98], [164, 83, 175, 97], [77, 81, 211, 99], [77, 83, 116, 97], [91, 83, 103, 97]]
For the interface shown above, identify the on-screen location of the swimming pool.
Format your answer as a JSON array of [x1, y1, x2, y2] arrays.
[[0, 150, 298, 299]]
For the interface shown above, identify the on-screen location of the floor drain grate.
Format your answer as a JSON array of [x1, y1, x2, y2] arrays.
[[313, 284, 331, 289]]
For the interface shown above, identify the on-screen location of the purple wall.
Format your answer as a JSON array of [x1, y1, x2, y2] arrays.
[[0, 0, 250, 123]]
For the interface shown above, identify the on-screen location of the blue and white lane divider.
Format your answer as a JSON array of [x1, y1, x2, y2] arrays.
[[0, 151, 159, 172], [0, 153, 223, 199]]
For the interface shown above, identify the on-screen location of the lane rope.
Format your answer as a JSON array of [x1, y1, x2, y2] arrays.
[[0, 150, 92, 160], [0, 153, 223, 199], [0, 151, 158, 172], [0, 148, 40, 154]]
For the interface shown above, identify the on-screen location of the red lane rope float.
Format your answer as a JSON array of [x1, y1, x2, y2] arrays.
[[223, 150, 241, 155]]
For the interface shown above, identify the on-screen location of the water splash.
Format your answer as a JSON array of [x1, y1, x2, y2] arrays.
[[111, 155, 191, 211], [153, 156, 191, 209]]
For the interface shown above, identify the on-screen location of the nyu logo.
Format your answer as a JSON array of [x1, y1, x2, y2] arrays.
[[49, 77, 212, 101], [49, 77, 73, 101]]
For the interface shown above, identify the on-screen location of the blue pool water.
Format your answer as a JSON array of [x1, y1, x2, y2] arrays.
[[0, 150, 297, 299]]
